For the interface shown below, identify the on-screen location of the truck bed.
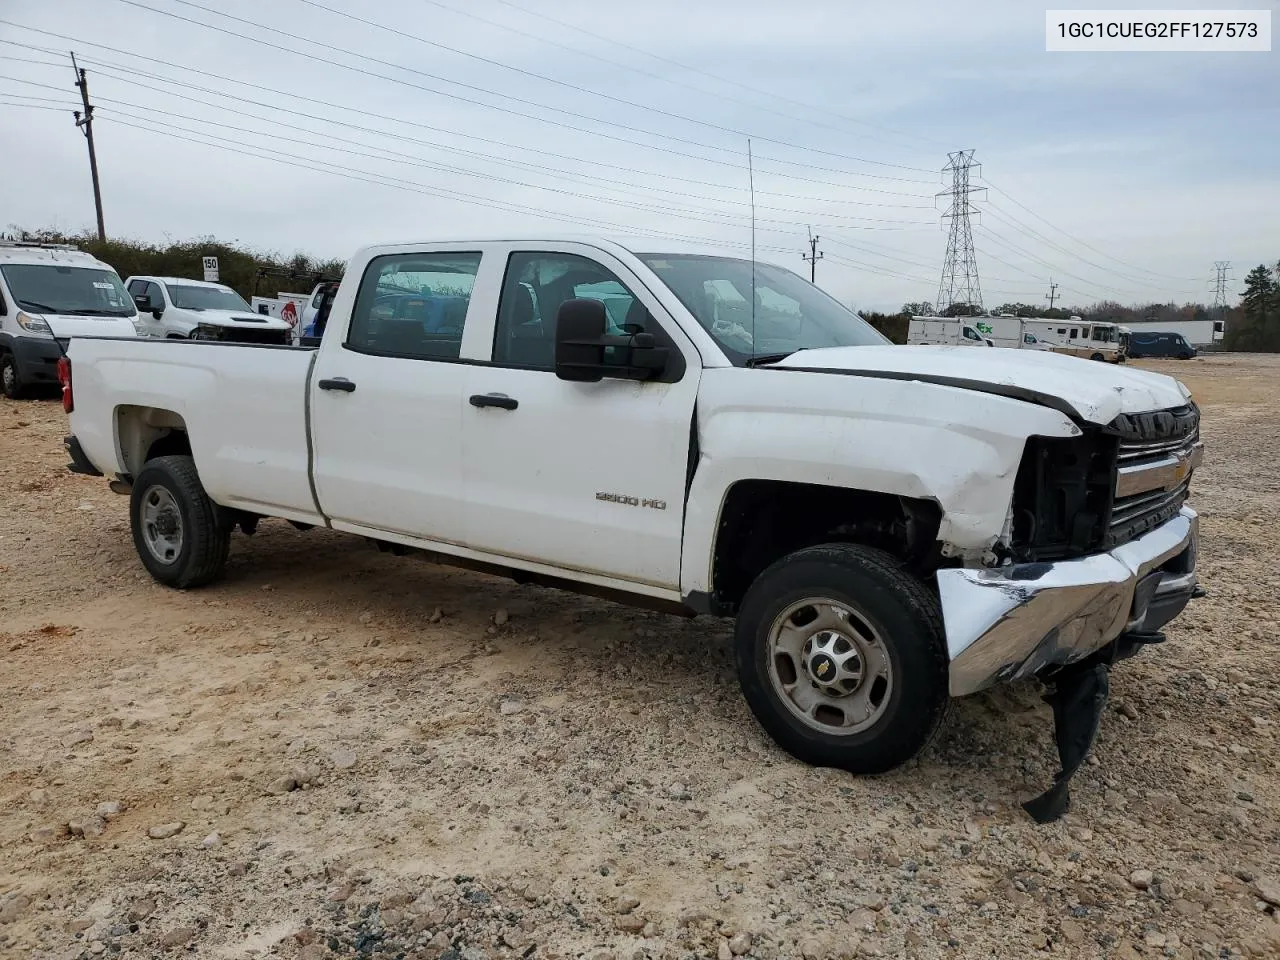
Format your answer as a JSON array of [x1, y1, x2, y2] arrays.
[[68, 336, 324, 524]]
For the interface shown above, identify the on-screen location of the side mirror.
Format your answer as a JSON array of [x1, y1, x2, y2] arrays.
[[133, 294, 152, 312], [554, 299, 668, 383]]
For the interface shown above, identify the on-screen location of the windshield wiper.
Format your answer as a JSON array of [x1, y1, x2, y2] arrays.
[[65, 308, 133, 317], [744, 351, 797, 367], [16, 299, 59, 313]]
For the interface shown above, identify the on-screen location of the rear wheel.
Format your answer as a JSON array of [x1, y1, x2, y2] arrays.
[[130, 455, 230, 588], [734, 543, 949, 774], [1090, 352, 1105, 362], [1, 353, 27, 400]]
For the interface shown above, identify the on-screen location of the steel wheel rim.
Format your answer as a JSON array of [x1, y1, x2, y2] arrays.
[[766, 596, 894, 735], [140, 485, 183, 565]]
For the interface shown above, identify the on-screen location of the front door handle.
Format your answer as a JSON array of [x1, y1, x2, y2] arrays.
[[469, 393, 518, 411], [318, 378, 356, 393]]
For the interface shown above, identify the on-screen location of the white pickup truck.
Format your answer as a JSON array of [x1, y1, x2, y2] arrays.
[[125, 275, 293, 344], [61, 238, 1204, 794]]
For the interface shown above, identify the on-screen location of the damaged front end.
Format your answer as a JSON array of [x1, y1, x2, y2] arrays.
[[936, 404, 1204, 820]]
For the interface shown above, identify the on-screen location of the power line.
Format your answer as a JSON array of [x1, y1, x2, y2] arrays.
[[981, 202, 1201, 294], [936, 150, 984, 313], [480, 0, 948, 151], [88, 98, 922, 236], [293, 0, 938, 175], [0, 72, 935, 237], [0, 28, 936, 203], [92, 112, 800, 256], [982, 178, 1201, 283], [109, 0, 937, 186], [411, 0, 938, 156]]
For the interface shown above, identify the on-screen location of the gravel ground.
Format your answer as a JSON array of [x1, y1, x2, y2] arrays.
[[1, 353, 1278, 960]]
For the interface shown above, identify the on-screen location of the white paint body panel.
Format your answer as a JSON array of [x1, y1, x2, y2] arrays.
[[67, 340, 320, 523], [68, 237, 1194, 612], [770, 344, 1187, 425]]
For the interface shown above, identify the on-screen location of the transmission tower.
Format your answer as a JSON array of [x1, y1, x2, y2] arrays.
[[1046, 279, 1059, 311], [935, 150, 985, 314], [1211, 261, 1232, 312]]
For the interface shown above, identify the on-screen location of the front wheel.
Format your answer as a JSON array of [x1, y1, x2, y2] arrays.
[[734, 543, 949, 774], [1, 353, 27, 400], [130, 455, 230, 588], [1090, 352, 1105, 362]]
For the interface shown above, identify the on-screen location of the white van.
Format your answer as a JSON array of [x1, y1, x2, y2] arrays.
[[906, 316, 993, 347], [0, 241, 139, 399], [126, 275, 293, 344]]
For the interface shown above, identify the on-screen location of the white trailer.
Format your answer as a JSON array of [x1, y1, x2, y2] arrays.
[[972, 316, 1054, 351], [907, 317, 992, 347]]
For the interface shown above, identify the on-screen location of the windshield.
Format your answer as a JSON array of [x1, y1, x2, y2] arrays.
[[637, 254, 887, 364], [167, 284, 252, 311], [0, 264, 134, 317]]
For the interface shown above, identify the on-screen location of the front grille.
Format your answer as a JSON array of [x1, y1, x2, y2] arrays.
[[1103, 404, 1200, 548], [1010, 403, 1200, 561]]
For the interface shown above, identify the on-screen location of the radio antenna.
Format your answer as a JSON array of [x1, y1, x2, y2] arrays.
[[747, 137, 757, 358]]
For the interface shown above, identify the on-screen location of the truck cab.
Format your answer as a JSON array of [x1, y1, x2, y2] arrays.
[[0, 241, 137, 399]]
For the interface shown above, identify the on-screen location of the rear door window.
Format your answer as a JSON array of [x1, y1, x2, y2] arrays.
[[346, 252, 482, 360]]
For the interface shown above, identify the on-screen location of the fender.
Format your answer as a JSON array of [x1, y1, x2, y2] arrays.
[[679, 366, 1081, 596]]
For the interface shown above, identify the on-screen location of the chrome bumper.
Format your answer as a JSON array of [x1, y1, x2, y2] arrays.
[[940, 507, 1199, 696]]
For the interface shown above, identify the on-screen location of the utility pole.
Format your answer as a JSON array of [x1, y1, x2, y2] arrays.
[[1211, 261, 1231, 313], [1046, 278, 1059, 311], [71, 52, 106, 241], [801, 226, 823, 283], [935, 149, 985, 314]]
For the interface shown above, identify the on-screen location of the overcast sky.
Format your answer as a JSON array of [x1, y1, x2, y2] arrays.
[[1, 0, 1276, 310]]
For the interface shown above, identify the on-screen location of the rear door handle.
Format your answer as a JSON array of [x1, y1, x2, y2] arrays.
[[318, 378, 356, 393], [469, 393, 518, 411]]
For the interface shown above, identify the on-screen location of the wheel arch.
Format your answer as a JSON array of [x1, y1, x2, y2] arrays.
[[694, 478, 945, 616], [115, 404, 191, 477]]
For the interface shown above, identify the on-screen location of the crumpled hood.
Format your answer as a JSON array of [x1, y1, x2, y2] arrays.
[[194, 309, 290, 330], [770, 345, 1189, 425]]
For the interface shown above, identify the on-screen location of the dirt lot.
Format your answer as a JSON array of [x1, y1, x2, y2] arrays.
[[1, 354, 1278, 960]]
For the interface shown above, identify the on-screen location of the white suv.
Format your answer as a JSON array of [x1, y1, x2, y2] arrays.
[[0, 241, 138, 399]]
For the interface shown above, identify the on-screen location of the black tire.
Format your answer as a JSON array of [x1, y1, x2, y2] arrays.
[[1, 352, 27, 400], [734, 543, 949, 774], [1090, 352, 1105, 362], [130, 455, 230, 588]]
